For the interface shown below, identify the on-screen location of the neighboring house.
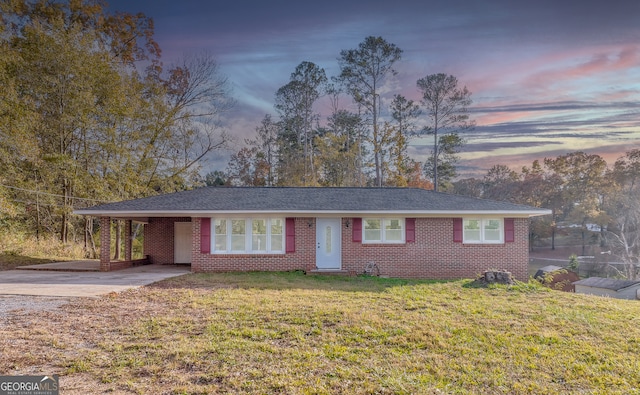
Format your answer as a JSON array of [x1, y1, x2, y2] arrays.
[[573, 277, 640, 300], [75, 187, 550, 280]]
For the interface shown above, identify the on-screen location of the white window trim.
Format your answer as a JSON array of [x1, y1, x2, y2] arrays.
[[463, 218, 504, 244], [211, 217, 285, 254], [362, 218, 405, 244]]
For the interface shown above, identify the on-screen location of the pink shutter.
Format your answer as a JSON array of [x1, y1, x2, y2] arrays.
[[405, 218, 416, 243], [200, 218, 211, 253], [453, 218, 463, 243], [352, 218, 362, 242], [504, 218, 515, 243], [285, 218, 296, 253]]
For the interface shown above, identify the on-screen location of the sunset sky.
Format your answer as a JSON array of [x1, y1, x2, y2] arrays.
[[109, 0, 640, 177]]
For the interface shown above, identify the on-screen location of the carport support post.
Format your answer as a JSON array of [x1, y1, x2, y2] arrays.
[[100, 217, 111, 272], [125, 220, 132, 261]]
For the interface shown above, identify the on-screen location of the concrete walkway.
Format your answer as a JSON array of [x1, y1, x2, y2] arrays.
[[0, 264, 191, 297]]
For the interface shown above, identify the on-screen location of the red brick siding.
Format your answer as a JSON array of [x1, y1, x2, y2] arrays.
[[100, 217, 111, 272], [143, 217, 191, 264], [342, 217, 529, 281], [147, 216, 530, 280], [191, 217, 316, 273]]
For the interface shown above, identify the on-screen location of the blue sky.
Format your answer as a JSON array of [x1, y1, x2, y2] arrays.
[[108, 0, 640, 177]]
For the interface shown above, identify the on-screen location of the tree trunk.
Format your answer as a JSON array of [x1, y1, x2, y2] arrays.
[[60, 185, 68, 244], [87, 218, 98, 259], [373, 94, 382, 187]]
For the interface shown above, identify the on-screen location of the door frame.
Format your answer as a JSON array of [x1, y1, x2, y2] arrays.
[[315, 217, 342, 270]]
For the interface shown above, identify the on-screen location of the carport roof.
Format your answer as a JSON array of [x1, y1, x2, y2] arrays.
[[74, 187, 551, 217]]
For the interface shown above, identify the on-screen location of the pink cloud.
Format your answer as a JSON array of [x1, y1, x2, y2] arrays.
[[523, 45, 640, 93], [465, 44, 640, 104], [474, 111, 537, 126]]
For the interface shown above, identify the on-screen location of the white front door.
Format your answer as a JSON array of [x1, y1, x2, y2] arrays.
[[174, 222, 192, 264], [316, 218, 342, 270]]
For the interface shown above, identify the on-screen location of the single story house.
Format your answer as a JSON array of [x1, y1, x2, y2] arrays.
[[573, 277, 640, 300], [75, 187, 551, 280]]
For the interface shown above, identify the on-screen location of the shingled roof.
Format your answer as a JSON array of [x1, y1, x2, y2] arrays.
[[75, 187, 551, 217], [573, 277, 640, 291]]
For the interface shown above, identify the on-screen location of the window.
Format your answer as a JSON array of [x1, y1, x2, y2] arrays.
[[463, 218, 503, 244], [252, 219, 267, 252], [214, 219, 227, 251], [271, 219, 283, 251], [363, 218, 405, 244], [231, 219, 246, 252], [364, 219, 381, 242], [212, 217, 285, 254]]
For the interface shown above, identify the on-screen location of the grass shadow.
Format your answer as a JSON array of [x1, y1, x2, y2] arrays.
[[149, 270, 453, 293], [0, 253, 60, 271]]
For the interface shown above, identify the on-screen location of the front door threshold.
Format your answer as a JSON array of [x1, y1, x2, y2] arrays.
[[307, 269, 351, 276]]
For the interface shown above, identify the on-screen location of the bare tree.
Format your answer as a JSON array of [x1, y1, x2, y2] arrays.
[[416, 73, 473, 191], [605, 150, 640, 279], [159, 52, 234, 180], [605, 195, 640, 279], [338, 36, 402, 187]]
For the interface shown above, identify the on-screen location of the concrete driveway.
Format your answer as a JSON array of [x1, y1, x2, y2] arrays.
[[0, 264, 191, 297]]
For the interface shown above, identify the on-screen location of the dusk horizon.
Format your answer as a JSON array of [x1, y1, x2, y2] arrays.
[[109, 0, 640, 178]]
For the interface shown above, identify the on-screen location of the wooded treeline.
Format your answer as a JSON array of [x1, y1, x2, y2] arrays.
[[0, 0, 232, 248], [450, 150, 640, 279], [218, 37, 473, 191]]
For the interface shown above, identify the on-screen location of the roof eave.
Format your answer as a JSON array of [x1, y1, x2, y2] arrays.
[[74, 209, 552, 218]]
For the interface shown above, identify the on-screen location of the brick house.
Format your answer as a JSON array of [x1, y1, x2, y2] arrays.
[[75, 187, 550, 280]]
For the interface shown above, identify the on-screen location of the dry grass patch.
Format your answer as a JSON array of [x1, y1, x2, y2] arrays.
[[0, 234, 86, 270], [1, 272, 639, 394]]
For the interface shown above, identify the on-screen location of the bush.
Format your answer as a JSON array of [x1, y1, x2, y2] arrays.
[[568, 254, 580, 270]]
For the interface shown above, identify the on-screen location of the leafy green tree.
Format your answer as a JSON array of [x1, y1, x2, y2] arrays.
[[416, 73, 473, 191], [203, 170, 229, 186], [0, 1, 231, 248], [252, 115, 279, 186], [386, 95, 421, 187], [275, 61, 327, 185], [422, 133, 465, 191], [481, 164, 520, 201], [452, 178, 483, 198], [519, 160, 557, 249], [316, 109, 364, 186], [543, 152, 607, 254], [315, 131, 358, 187], [226, 147, 269, 187]]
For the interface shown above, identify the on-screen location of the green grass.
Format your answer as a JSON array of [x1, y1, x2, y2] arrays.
[[2, 271, 640, 394]]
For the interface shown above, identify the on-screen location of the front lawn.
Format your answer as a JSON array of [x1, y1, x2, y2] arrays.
[[1, 271, 639, 394]]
